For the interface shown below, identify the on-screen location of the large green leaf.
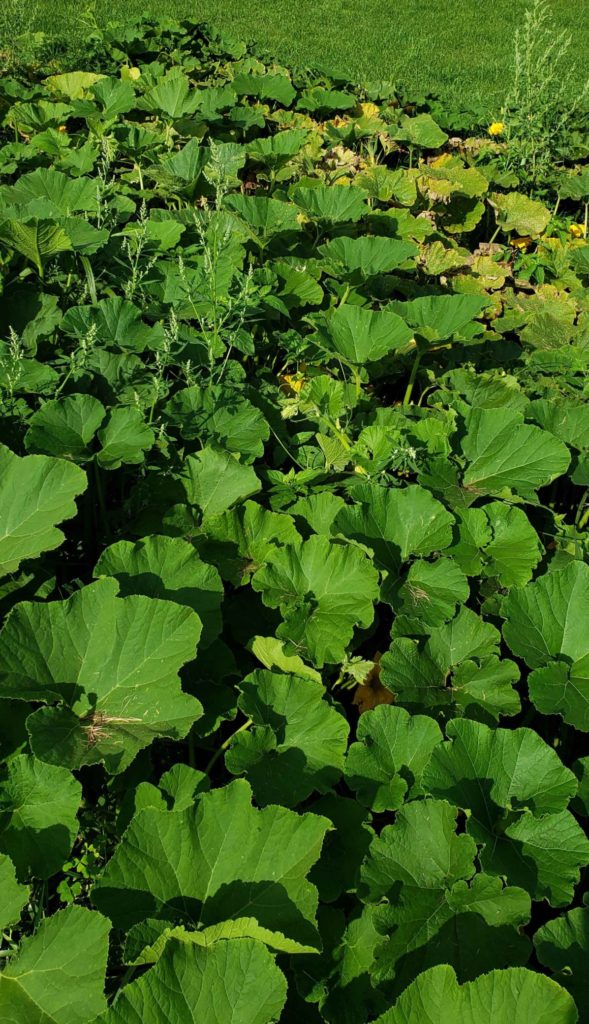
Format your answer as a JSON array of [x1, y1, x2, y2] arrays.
[[433, 195, 485, 235], [535, 907, 589, 1022], [461, 408, 570, 497], [90, 77, 136, 119], [25, 394, 106, 461], [102, 937, 287, 1024], [308, 793, 373, 904], [273, 258, 324, 308], [391, 113, 448, 148], [150, 138, 208, 197], [0, 906, 110, 1024], [503, 562, 589, 730], [394, 556, 469, 632], [232, 72, 295, 105], [530, 658, 589, 733], [318, 304, 413, 363], [248, 128, 308, 162], [202, 501, 301, 585], [387, 294, 488, 343], [481, 502, 543, 587], [141, 71, 201, 118], [558, 169, 589, 201], [291, 185, 368, 223], [96, 407, 155, 470], [296, 86, 355, 113], [297, 905, 387, 1024], [0, 578, 202, 773], [224, 195, 302, 239], [0, 167, 98, 219], [225, 670, 349, 806], [361, 799, 531, 986], [572, 246, 589, 277], [61, 297, 165, 353], [334, 483, 454, 601], [419, 159, 488, 199], [318, 235, 418, 279], [57, 217, 109, 254], [252, 535, 379, 666], [0, 754, 81, 880], [94, 534, 223, 649], [503, 561, 589, 668], [164, 385, 269, 462], [181, 447, 261, 520], [423, 718, 589, 904], [92, 779, 329, 951], [127, 916, 305, 966], [528, 397, 589, 451], [0, 445, 86, 576], [345, 704, 442, 812], [0, 854, 29, 930], [381, 605, 521, 720], [0, 219, 72, 274], [375, 964, 577, 1024]]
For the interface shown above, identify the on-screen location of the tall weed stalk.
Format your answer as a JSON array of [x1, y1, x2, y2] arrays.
[[503, 0, 589, 185]]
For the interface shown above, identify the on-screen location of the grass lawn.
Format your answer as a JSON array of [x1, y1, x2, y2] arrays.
[[18, 0, 589, 109]]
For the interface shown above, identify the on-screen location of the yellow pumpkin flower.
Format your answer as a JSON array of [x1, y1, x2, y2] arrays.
[[488, 121, 505, 136], [279, 373, 305, 395], [512, 236, 532, 251], [569, 223, 587, 238], [58, 125, 67, 133]]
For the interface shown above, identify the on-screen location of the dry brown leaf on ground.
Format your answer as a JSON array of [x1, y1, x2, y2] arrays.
[[353, 652, 394, 713]]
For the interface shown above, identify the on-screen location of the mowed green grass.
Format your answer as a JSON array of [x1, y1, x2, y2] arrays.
[[25, 0, 589, 108]]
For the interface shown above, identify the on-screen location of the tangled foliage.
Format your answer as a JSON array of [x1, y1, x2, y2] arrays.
[[0, 15, 589, 1024]]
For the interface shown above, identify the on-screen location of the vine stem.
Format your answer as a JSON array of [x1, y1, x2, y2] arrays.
[[403, 349, 422, 407], [338, 283, 351, 308], [53, 365, 74, 400], [350, 363, 363, 402], [116, 965, 137, 993], [205, 718, 252, 775], [574, 487, 589, 528], [325, 415, 352, 450], [268, 425, 305, 470], [33, 880, 48, 930]]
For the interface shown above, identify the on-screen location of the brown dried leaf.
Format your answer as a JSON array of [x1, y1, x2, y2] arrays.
[[353, 652, 394, 714]]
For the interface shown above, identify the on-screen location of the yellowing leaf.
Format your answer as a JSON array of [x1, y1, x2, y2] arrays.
[[44, 71, 106, 100]]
